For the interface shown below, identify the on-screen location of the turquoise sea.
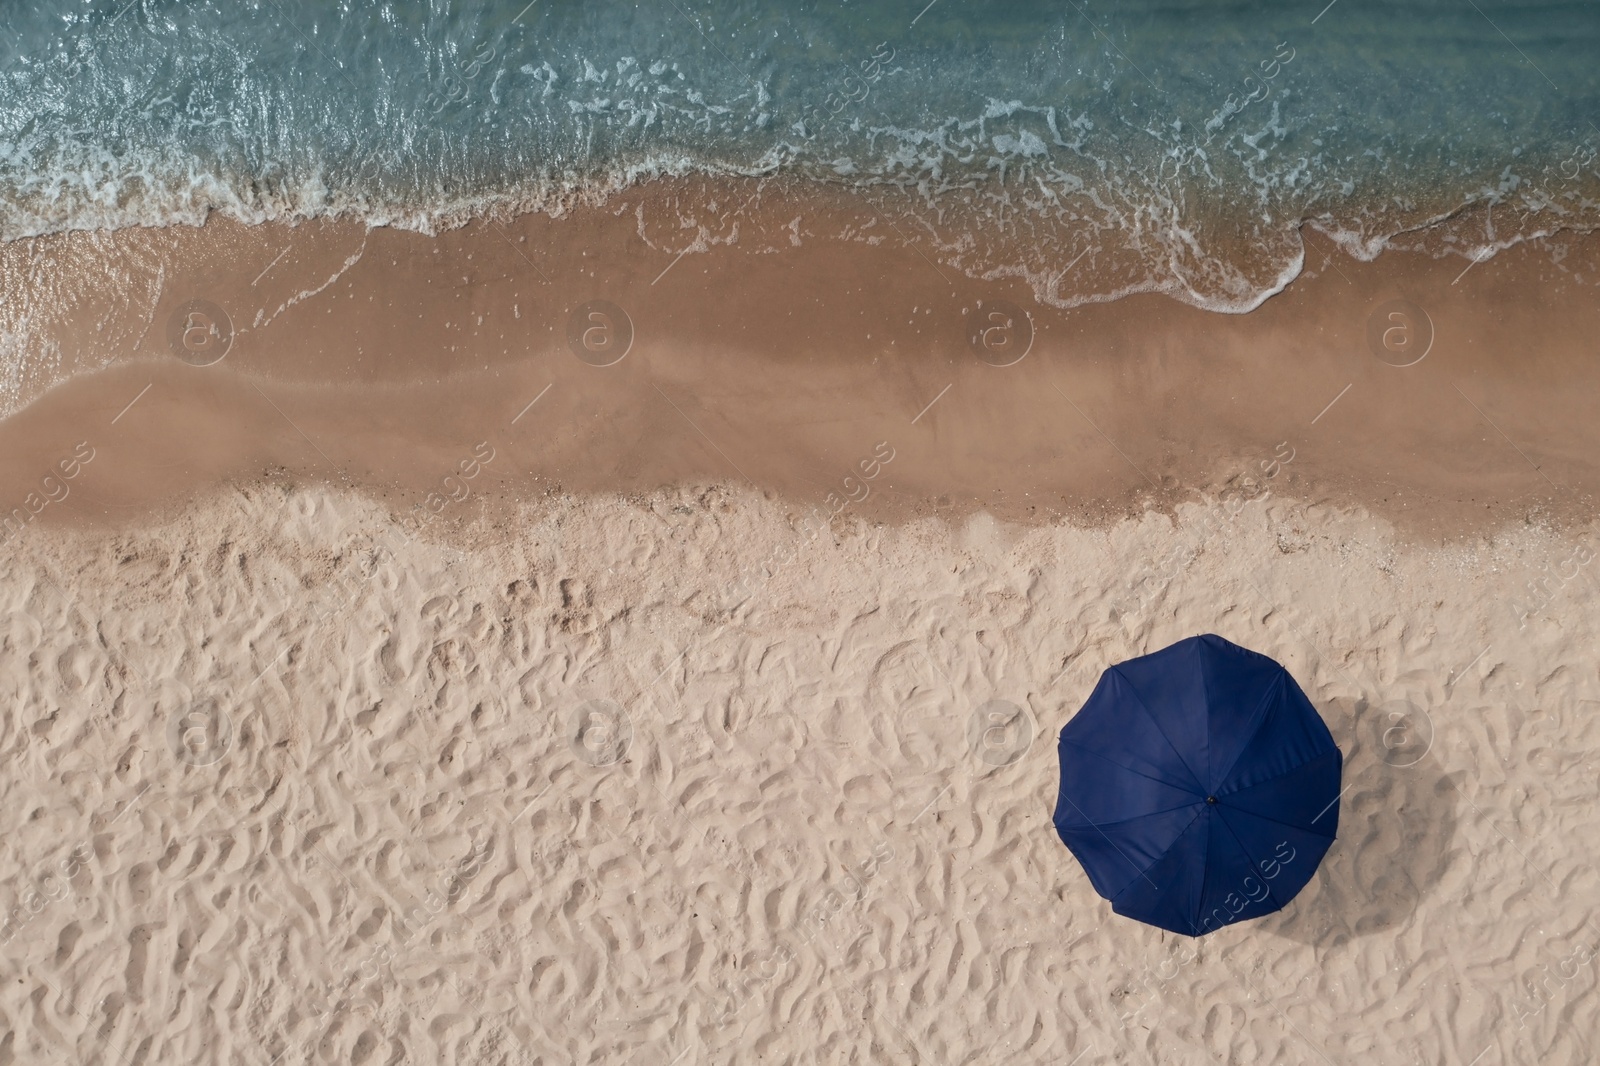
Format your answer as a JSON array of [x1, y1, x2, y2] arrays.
[[1, 0, 1597, 310]]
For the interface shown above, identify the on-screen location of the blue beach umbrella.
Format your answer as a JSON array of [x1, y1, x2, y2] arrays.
[[1053, 634, 1342, 936]]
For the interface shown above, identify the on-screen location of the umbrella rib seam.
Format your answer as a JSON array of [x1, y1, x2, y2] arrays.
[[1196, 639, 1216, 789], [1054, 789, 1171, 895], [1211, 808, 1292, 916], [1215, 748, 1343, 814], [1216, 782, 1341, 840], [1109, 805, 1208, 908], [1209, 673, 1292, 791], [1053, 796, 1206, 834], [1058, 737, 1206, 798], [1109, 665, 1207, 792], [1190, 809, 1212, 937]]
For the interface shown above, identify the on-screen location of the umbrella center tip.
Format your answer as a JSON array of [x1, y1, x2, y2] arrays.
[[1206, 795, 1217, 804]]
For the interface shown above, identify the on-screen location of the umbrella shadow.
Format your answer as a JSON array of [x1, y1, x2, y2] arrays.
[[1266, 696, 1462, 947]]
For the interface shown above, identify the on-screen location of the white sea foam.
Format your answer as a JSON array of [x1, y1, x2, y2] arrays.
[[1, 132, 1593, 325]]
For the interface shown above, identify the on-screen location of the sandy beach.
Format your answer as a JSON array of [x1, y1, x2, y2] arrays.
[[1, 179, 1598, 1064], [2, 479, 1597, 1064]]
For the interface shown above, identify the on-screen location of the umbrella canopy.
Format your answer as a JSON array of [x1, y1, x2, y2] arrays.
[[1053, 634, 1342, 936]]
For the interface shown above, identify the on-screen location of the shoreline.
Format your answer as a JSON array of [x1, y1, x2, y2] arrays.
[[1, 179, 1598, 543]]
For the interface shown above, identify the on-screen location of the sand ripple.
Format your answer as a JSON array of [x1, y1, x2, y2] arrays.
[[0, 486, 1596, 1064]]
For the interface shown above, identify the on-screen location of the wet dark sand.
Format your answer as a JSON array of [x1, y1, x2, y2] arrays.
[[2, 178, 1598, 542]]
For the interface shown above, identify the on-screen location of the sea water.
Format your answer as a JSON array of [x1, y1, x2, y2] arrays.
[[0, 0, 1596, 311]]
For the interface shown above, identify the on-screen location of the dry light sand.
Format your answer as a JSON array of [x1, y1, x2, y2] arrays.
[[1, 481, 1597, 1064], [1, 194, 1598, 1064]]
